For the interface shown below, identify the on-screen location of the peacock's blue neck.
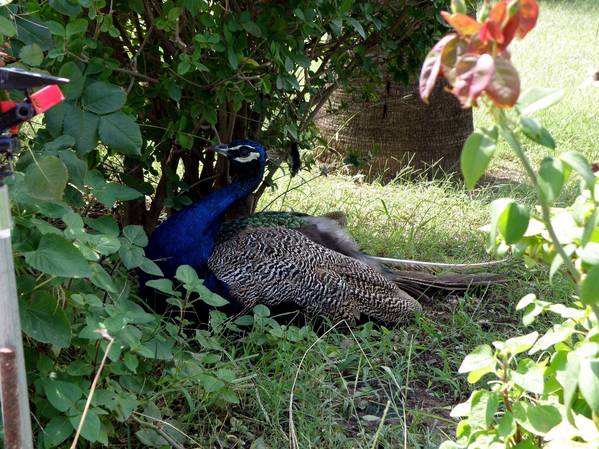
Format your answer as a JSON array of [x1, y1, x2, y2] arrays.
[[145, 171, 262, 278]]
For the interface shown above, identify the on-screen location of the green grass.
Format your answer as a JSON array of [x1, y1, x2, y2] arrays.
[[160, 2, 595, 448]]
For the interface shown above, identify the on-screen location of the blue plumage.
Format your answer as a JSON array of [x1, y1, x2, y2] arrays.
[[145, 140, 268, 280]]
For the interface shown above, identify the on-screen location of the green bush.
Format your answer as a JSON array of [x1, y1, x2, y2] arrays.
[[0, 1, 448, 447]]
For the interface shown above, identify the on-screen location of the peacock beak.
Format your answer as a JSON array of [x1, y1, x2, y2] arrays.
[[206, 143, 229, 156]]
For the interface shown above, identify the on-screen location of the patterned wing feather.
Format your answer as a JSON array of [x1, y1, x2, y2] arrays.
[[207, 227, 422, 324]]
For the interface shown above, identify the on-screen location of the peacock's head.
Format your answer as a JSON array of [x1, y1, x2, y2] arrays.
[[207, 139, 268, 178]]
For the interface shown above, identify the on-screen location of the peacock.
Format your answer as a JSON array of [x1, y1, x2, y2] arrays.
[[145, 140, 504, 324]]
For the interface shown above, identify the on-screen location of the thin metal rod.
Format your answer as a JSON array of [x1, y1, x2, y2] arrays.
[[0, 184, 33, 449]]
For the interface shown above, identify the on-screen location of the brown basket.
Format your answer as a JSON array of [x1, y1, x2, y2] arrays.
[[316, 79, 473, 180]]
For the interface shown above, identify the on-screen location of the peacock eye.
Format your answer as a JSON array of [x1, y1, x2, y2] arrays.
[[238, 146, 251, 157]]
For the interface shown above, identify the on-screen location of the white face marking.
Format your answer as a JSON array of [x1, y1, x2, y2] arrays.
[[233, 152, 260, 163], [227, 144, 261, 163]]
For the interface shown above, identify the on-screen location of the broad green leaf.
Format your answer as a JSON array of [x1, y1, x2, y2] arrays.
[[69, 409, 102, 443], [20, 291, 71, 347], [87, 234, 120, 255], [242, 21, 262, 37], [19, 43, 43, 66], [458, 344, 494, 374], [119, 244, 145, 269], [530, 323, 576, 354], [82, 81, 126, 114], [198, 374, 225, 393], [175, 264, 200, 286], [58, 149, 87, 188], [460, 129, 497, 190], [348, 17, 365, 38], [90, 263, 118, 293], [58, 62, 85, 99], [63, 102, 99, 154], [48, 0, 82, 16], [45, 20, 65, 36], [227, 48, 238, 70], [517, 87, 564, 115], [196, 282, 229, 307], [469, 390, 499, 429], [537, 157, 566, 204], [45, 101, 66, 137], [45, 135, 76, 151], [556, 351, 580, 410], [497, 412, 516, 439], [24, 234, 92, 278], [580, 264, 599, 304], [42, 379, 83, 412], [65, 17, 88, 38], [491, 199, 530, 244], [498, 331, 538, 356], [560, 151, 595, 190], [145, 278, 179, 296], [25, 155, 68, 201], [139, 336, 174, 360], [0, 15, 16, 37], [577, 358, 599, 413], [43, 415, 74, 448], [512, 402, 561, 436], [520, 117, 556, 149], [86, 215, 120, 236], [512, 360, 545, 394], [99, 112, 142, 156], [123, 225, 148, 247], [139, 257, 163, 276]]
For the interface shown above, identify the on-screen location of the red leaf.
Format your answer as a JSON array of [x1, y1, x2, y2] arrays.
[[516, 0, 539, 38], [488, 0, 508, 25], [441, 11, 482, 36], [485, 56, 520, 108], [500, 14, 519, 48], [419, 34, 456, 103], [453, 53, 495, 108], [480, 20, 504, 44]]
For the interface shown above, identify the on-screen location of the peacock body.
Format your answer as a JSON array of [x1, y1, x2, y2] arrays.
[[145, 140, 503, 325]]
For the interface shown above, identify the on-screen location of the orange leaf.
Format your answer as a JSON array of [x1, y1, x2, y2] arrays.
[[515, 0, 539, 38], [480, 20, 504, 44], [488, 0, 508, 25], [441, 11, 482, 36]]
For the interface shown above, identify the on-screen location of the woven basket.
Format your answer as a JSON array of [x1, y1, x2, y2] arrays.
[[316, 79, 473, 180]]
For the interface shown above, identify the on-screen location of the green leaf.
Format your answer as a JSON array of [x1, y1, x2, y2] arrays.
[[42, 379, 83, 412], [59, 62, 85, 100], [499, 331, 538, 356], [88, 234, 120, 255], [43, 415, 74, 448], [520, 117, 556, 149], [45, 101, 66, 137], [69, 409, 102, 443], [242, 21, 262, 37], [99, 112, 142, 156], [537, 157, 566, 204], [580, 264, 599, 304], [469, 390, 499, 429], [227, 47, 238, 70], [145, 279, 179, 296], [196, 282, 229, 307], [460, 129, 497, 189], [491, 198, 530, 245], [90, 263, 118, 293], [348, 18, 366, 38], [20, 291, 71, 347], [86, 215, 120, 236], [65, 17, 88, 38], [63, 102, 99, 154], [139, 336, 174, 360], [175, 264, 199, 286], [512, 360, 545, 394], [24, 234, 92, 278], [517, 87, 564, 115], [48, 0, 82, 16], [19, 43, 43, 66], [458, 344, 494, 383], [123, 225, 148, 247], [25, 155, 68, 201], [58, 150, 87, 188], [139, 257, 163, 276], [45, 135, 76, 151], [497, 412, 516, 439], [0, 15, 16, 37], [512, 402, 561, 436], [82, 81, 126, 115], [198, 374, 225, 393], [560, 151, 595, 191], [578, 359, 599, 414], [119, 244, 145, 269]]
